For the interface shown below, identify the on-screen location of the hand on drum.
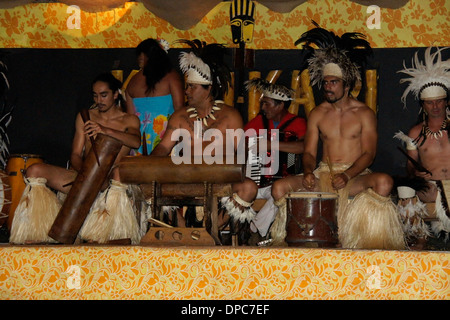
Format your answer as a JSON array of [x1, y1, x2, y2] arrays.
[[302, 173, 316, 190]]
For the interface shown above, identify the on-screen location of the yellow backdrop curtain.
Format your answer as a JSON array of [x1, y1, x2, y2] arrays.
[[0, 0, 448, 49]]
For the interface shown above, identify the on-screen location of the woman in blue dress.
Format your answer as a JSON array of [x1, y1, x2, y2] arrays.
[[125, 38, 185, 155]]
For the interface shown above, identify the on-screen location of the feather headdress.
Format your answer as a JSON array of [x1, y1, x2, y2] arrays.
[[157, 38, 170, 53], [306, 48, 362, 88], [179, 50, 212, 85], [245, 78, 293, 101], [295, 21, 372, 88], [177, 39, 231, 99], [398, 47, 450, 107]]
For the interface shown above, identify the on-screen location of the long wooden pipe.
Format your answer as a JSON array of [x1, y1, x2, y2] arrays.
[[48, 133, 123, 244], [80, 108, 101, 166]]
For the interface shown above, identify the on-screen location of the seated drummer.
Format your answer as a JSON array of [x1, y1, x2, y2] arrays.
[[269, 47, 405, 249], [243, 78, 306, 243], [396, 47, 450, 239], [10, 73, 141, 244], [151, 39, 258, 245]]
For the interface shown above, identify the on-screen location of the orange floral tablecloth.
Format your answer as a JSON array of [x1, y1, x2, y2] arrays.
[[0, 245, 448, 299]]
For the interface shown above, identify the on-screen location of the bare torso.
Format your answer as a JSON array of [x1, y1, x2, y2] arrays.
[[152, 102, 244, 158], [407, 121, 450, 202], [419, 134, 450, 180], [408, 123, 450, 180], [314, 99, 375, 164]]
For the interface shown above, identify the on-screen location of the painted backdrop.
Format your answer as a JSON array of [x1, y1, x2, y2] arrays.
[[0, 0, 449, 49]]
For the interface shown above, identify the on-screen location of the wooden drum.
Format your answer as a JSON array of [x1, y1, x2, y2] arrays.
[[286, 192, 338, 248], [5, 154, 43, 230]]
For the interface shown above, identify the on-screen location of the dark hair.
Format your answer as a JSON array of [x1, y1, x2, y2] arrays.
[[344, 79, 356, 95], [136, 38, 173, 93], [92, 72, 125, 111]]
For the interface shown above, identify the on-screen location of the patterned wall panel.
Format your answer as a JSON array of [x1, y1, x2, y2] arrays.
[[0, 0, 448, 49]]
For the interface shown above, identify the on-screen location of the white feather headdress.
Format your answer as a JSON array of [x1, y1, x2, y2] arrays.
[[245, 78, 294, 101], [179, 51, 212, 85], [398, 47, 450, 107]]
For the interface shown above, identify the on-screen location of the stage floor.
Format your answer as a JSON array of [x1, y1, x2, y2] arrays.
[[0, 244, 448, 300]]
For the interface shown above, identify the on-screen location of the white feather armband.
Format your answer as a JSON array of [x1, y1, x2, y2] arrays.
[[394, 131, 417, 150]]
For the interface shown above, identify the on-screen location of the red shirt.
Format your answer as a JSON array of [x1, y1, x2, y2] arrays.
[[244, 112, 306, 139]]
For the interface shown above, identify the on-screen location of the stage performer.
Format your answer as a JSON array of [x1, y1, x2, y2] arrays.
[[151, 39, 258, 245], [244, 78, 306, 243], [10, 73, 142, 244], [269, 24, 405, 249], [126, 38, 184, 155], [395, 46, 450, 241]]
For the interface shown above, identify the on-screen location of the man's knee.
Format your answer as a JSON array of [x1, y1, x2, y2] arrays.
[[25, 163, 44, 178], [373, 173, 393, 196], [271, 179, 288, 201], [233, 178, 258, 201]]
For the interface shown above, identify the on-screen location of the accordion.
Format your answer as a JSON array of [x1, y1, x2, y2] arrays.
[[245, 131, 301, 188]]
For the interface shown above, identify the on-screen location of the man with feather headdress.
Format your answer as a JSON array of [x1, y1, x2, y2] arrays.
[[152, 39, 258, 245], [396, 47, 450, 240], [269, 23, 405, 250]]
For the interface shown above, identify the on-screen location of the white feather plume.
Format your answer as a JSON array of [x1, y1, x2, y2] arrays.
[[398, 47, 450, 106], [179, 51, 211, 82]]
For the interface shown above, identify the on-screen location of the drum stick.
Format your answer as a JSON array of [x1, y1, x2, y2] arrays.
[[326, 156, 337, 191], [80, 108, 101, 166], [148, 217, 173, 228], [397, 147, 432, 176], [326, 157, 334, 179]]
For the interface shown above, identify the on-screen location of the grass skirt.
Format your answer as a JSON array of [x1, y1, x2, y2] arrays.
[[339, 188, 406, 249], [79, 179, 141, 244], [268, 197, 288, 246], [10, 177, 61, 244]]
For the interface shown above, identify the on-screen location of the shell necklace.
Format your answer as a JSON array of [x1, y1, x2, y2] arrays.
[[425, 119, 447, 139], [187, 103, 221, 127]]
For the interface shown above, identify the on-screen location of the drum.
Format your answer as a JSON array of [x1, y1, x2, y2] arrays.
[[286, 192, 338, 248], [5, 154, 44, 230], [0, 170, 11, 226]]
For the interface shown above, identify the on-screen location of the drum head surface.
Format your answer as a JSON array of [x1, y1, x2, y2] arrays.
[[287, 191, 338, 199]]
